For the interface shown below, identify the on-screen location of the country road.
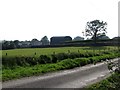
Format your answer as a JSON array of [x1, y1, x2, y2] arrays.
[[2, 58, 120, 89]]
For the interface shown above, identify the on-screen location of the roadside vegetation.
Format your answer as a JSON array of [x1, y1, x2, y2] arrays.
[[88, 59, 120, 90], [2, 46, 120, 81], [88, 72, 120, 90]]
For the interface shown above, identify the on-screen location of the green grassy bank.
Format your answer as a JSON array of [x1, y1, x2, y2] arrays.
[[1, 46, 120, 81]]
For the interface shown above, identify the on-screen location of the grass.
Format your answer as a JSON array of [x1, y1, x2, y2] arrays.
[[2, 46, 117, 57], [2, 47, 87, 57], [1, 46, 120, 81], [87, 73, 120, 90], [2, 52, 120, 81]]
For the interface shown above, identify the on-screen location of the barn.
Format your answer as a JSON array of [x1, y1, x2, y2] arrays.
[[50, 36, 72, 45]]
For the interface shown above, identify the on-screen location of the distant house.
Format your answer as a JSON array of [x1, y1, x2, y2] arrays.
[[50, 36, 72, 45], [91, 34, 110, 40], [97, 35, 110, 40], [112, 36, 120, 40], [73, 36, 84, 41], [19, 41, 31, 48], [31, 39, 42, 46], [18, 42, 22, 46]]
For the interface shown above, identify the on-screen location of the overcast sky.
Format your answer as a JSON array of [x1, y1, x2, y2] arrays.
[[0, 0, 119, 41]]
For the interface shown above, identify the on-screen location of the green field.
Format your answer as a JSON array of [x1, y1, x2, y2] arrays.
[[2, 47, 88, 57], [2, 46, 117, 57]]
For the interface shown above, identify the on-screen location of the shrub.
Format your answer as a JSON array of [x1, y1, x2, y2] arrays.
[[58, 59, 78, 69], [68, 52, 80, 59], [51, 54, 57, 63], [55, 53, 68, 61], [25, 57, 37, 66], [2, 49, 119, 69], [2, 51, 120, 81], [79, 59, 87, 66], [38, 55, 51, 64], [2, 57, 17, 69]]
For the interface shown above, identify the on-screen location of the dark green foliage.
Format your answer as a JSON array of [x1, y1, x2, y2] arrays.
[[55, 53, 68, 61], [25, 57, 37, 66], [79, 58, 88, 66], [38, 55, 51, 64], [2, 50, 119, 69], [2, 57, 17, 69], [2, 41, 16, 50], [51, 54, 57, 63], [68, 52, 80, 59], [2, 52, 119, 81], [16, 57, 26, 66], [88, 73, 120, 90], [50, 52, 99, 63]]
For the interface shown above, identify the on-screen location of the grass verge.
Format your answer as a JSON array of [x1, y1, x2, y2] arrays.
[[87, 72, 120, 90]]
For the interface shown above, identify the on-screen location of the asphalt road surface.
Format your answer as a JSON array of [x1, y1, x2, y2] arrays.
[[2, 58, 119, 89]]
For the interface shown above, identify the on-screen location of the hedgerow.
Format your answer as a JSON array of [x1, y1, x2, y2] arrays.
[[2, 52, 119, 81], [2, 50, 113, 69]]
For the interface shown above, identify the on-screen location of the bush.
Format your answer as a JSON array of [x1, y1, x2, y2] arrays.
[[68, 52, 80, 59], [25, 57, 37, 66], [51, 54, 57, 63], [55, 53, 68, 61], [38, 55, 51, 64], [79, 58, 87, 66]]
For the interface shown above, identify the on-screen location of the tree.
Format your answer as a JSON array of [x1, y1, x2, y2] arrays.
[[9, 41, 16, 49], [31, 38, 38, 42], [41, 36, 49, 45], [2, 41, 9, 50], [91, 33, 110, 40], [13, 40, 20, 48], [85, 20, 107, 45], [2, 41, 16, 50]]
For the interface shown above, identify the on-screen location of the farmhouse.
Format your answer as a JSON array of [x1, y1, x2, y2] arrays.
[[50, 36, 72, 45], [31, 39, 42, 46], [19, 41, 31, 48]]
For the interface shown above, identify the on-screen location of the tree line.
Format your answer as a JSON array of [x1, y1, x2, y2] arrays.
[[1, 19, 119, 50], [1, 36, 49, 50]]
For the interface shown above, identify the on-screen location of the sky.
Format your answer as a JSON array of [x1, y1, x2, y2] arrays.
[[0, 0, 119, 41]]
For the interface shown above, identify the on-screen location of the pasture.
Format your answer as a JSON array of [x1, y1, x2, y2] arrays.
[[2, 47, 88, 57], [1, 46, 117, 57]]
